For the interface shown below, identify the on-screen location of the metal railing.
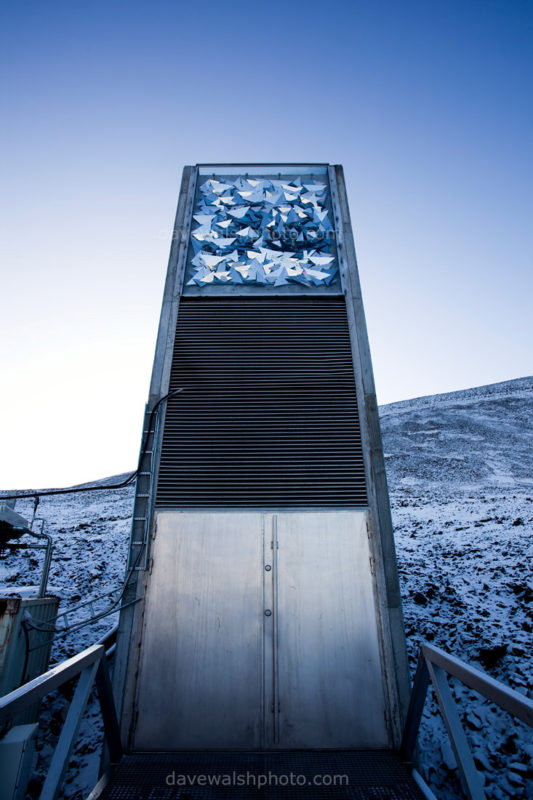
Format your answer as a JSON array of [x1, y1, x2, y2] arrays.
[[0, 642, 122, 800], [97, 622, 118, 659], [2, 635, 531, 800], [401, 643, 533, 800], [20, 589, 139, 659]]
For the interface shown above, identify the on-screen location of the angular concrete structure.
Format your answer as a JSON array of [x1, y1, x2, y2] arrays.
[[113, 164, 410, 753]]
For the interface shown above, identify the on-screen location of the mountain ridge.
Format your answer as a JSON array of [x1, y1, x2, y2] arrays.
[[380, 375, 533, 416]]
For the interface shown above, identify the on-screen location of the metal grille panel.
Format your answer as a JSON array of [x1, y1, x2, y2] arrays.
[[155, 297, 367, 508], [98, 751, 426, 800]]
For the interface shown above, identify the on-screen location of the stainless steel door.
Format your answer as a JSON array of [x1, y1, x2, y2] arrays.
[[134, 511, 264, 749], [133, 509, 390, 750], [272, 511, 390, 748]]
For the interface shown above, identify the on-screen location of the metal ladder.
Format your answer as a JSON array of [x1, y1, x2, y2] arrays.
[[128, 405, 161, 573]]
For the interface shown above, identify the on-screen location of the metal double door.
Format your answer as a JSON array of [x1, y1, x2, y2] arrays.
[[134, 510, 390, 750]]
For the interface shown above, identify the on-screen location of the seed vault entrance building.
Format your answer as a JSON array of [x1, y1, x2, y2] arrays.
[[113, 164, 410, 752]]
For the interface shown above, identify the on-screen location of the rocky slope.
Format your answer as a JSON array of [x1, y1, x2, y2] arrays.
[[381, 376, 532, 798]]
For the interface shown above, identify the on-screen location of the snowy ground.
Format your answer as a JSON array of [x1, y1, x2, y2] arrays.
[[1, 376, 531, 799], [0, 484, 134, 799]]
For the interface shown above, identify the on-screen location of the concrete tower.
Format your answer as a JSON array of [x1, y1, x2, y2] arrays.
[[113, 164, 410, 752]]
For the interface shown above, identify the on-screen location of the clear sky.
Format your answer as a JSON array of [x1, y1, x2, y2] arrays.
[[1, 0, 531, 489]]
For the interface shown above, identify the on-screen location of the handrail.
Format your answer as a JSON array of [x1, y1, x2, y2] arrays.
[[97, 622, 119, 658], [0, 642, 122, 800], [401, 643, 533, 800]]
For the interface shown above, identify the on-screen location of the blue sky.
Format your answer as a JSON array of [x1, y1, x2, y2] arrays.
[[1, 0, 532, 487]]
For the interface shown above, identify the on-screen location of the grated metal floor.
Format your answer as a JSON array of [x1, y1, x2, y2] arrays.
[[97, 751, 426, 799]]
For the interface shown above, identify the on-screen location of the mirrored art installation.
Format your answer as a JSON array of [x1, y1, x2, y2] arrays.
[[186, 176, 337, 288]]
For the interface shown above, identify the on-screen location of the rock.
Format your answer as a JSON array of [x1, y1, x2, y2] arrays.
[[472, 748, 491, 771], [500, 776, 522, 795], [441, 739, 457, 770], [506, 771, 524, 787], [466, 711, 483, 731], [508, 761, 528, 773], [512, 517, 524, 526], [413, 591, 428, 605], [479, 644, 508, 667], [500, 734, 517, 755]]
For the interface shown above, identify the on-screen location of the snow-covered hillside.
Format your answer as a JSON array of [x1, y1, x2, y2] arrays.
[[1, 376, 531, 799], [381, 376, 533, 798]]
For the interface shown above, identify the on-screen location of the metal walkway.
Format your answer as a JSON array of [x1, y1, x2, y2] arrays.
[[96, 751, 426, 800]]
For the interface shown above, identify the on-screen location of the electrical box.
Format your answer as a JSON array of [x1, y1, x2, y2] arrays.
[[0, 723, 38, 800]]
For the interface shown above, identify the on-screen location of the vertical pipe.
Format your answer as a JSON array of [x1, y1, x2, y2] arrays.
[[26, 528, 53, 598], [39, 534, 53, 598]]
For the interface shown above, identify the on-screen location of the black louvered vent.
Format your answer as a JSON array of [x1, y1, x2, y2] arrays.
[[155, 297, 368, 507]]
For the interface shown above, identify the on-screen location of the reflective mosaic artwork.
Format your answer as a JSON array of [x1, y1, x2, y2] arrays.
[[187, 176, 337, 288]]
